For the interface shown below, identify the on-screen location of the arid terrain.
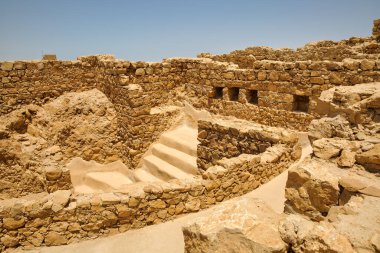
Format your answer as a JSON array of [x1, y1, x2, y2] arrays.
[[0, 19, 380, 253]]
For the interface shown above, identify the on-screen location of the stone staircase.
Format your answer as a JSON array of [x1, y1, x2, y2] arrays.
[[73, 124, 199, 194], [134, 124, 199, 182]]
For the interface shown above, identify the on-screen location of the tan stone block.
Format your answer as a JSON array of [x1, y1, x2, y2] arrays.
[[44, 231, 68, 246], [1, 234, 19, 247], [360, 60, 375, 71], [27, 232, 44, 247], [45, 167, 62, 181], [3, 217, 26, 230], [135, 68, 145, 75], [175, 202, 185, 214], [1, 62, 13, 71], [116, 205, 134, 218], [185, 198, 201, 212], [157, 210, 167, 219], [268, 71, 279, 81], [149, 199, 166, 209], [2, 77, 10, 83], [223, 72, 234, 79], [310, 77, 324, 85], [257, 71, 267, 81]]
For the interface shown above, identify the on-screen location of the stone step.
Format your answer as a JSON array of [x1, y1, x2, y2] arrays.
[[151, 143, 198, 174], [75, 184, 98, 194], [160, 129, 198, 156], [134, 168, 164, 183], [84, 171, 134, 191], [143, 155, 195, 181]]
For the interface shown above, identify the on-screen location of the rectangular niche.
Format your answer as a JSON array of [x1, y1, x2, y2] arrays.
[[228, 87, 239, 101], [213, 87, 223, 99], [247, 90, 258, 104], [293, 95, 309, 113]]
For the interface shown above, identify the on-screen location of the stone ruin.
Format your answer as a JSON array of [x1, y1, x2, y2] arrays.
[[0, 19, 380, 253]]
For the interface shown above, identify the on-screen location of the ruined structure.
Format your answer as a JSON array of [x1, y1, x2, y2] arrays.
[[0, 19, 379, 252]]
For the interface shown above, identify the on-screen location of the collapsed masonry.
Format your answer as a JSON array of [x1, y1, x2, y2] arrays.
[[0, 19, 379, 252]]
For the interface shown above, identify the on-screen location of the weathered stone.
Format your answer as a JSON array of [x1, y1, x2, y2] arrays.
[[185, 198, 201, 212], [360, 60, 375, 71], [51, 190, 71, 212], [371, 233, 380, 252], [279, 214, 354, 253], [1, 62, 14, 71], [285, 158, 340, 220], [312, 138, 357, 160], [359, 185, 380, 197], [331, 196, 380, 252], [183, 197, 287, 253], [337, 150, 356, 167], [223, 72, 234, 79], [135, 68, 145, 76], [45, 166, 63, 181], [257, 71, 267, 81], [308, 116, 354, 142], [356, 144, 380, 172], [339, 177, 367, 192], [149, 199, 166, 209], [3, 217, 26, 230], [1, 234, 19, 247], [310, 77, 324, 85], [44, 231, 68, 246]]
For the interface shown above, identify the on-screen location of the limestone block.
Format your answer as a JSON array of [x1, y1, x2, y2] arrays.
[[257, 71, 267, 81], [135, 68, 145, 76], [330, 195, 380, 252], [13, 62, 26, 70], [337, 149, 356, 167], [3, 217, 26, 230], [44, 231, 68, 246], [312, 138, 358, 160], [1, 62, 13, 71], [183, 197, 287, 253], [285, 158, 340, 220], [45, 167, 63, 181], [310, 77, 324, 85], [279, 215, 354, 253], [1, 235, 19, 247], [360, 60, 375, 71], [307, 115, 354, 142], [356, 144, 380, 172], [222, 72, 234, 79], [51, 190, 71, 212]]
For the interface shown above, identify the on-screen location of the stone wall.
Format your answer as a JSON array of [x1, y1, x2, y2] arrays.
[[0, 143, 295, 250], [0, 60, 99, 115], [2, 54, 380, 134], [373, 19, 380, 40], [198, 37, 379, 67], [0, 56, 184, 169], [197, 117, 298, 170]]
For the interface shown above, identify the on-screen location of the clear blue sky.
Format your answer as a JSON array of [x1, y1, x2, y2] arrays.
[[0, 0, 379, 61]]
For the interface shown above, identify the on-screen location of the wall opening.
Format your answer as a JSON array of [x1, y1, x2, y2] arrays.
[[293, 95, 309, 113], [228, 87, 239, 101], [213, 87, 223, 99], [247, 90, 258, 104]]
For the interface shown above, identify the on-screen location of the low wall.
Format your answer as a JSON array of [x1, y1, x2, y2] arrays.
[[197, 118, 298, 170], [0, 143, 295, 251], [0, 60, 99, 115]]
